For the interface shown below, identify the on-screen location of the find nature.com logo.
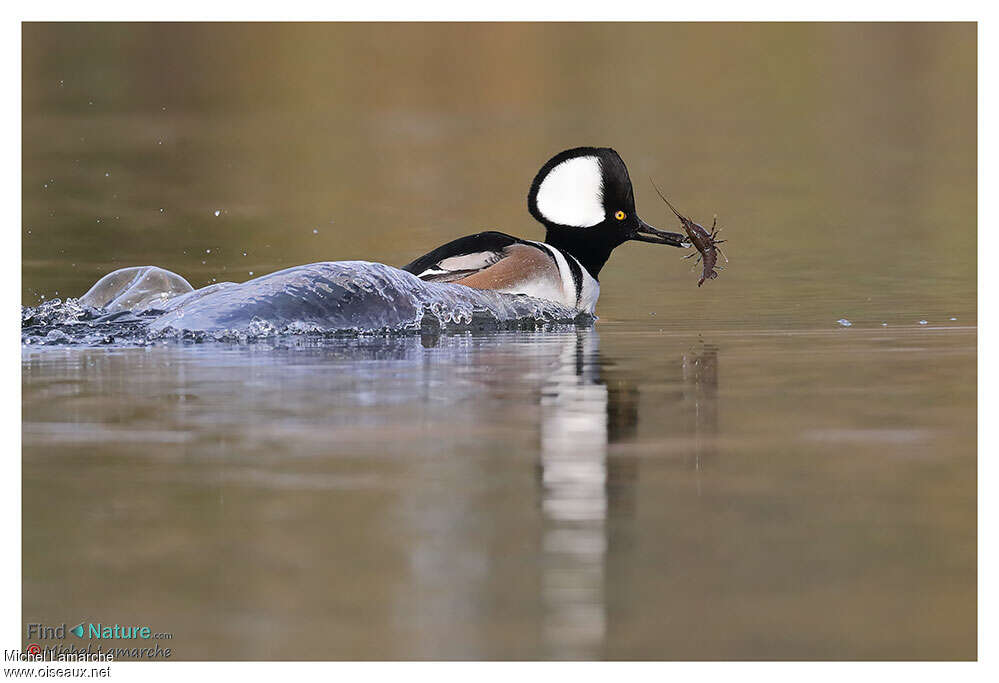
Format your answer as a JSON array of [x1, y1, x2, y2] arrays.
[[26, 621, 172, 640], [19, 620, 174, 662]]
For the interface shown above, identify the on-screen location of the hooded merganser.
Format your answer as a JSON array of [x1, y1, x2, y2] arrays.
[[401, 146, 689, 314]]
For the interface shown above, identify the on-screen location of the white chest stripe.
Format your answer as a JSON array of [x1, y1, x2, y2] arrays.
[[569, 254, 601, 315], [529, 241, 582, 310]]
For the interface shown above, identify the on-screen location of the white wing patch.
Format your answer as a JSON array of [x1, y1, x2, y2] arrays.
[[416, 250, 503, 280], [437, 251, 501, 272], [535, 156, 605, 228], [416, 268, 449, 278]]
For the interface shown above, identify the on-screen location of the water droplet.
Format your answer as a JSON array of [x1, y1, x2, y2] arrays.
[[918, 320, 928, 325], [242, 252, 247, 257], [312, 229, 318, 234], [104, 171, 110, 177], [950, 317, 957, 321], [248, 271, 254, 276], [205, 249, 211, 254], [837, 319, 852, 327], [881, 322, 888, 327], [214, 210, 221, 217]]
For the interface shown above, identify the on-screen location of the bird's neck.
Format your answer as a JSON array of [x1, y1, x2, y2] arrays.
[[544, 227, 620, 280]]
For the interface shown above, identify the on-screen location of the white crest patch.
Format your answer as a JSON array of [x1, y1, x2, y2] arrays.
[[535, 156, 605, 228]]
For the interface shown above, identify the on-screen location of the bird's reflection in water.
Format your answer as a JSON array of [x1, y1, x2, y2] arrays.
[[538, 330, 719, 658], [539, 330, 610, 657]]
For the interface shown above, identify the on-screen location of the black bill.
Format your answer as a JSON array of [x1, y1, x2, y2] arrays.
[[631, 218, 690, 248]]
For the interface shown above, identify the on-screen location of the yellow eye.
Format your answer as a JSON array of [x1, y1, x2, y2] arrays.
[[614, 210, 626, 220]]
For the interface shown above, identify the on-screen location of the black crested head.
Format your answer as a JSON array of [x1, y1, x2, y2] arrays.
[[527, 146, 641, 279]]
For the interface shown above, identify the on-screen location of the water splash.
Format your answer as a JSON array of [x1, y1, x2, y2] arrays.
[[22, 262, 590, 346]]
